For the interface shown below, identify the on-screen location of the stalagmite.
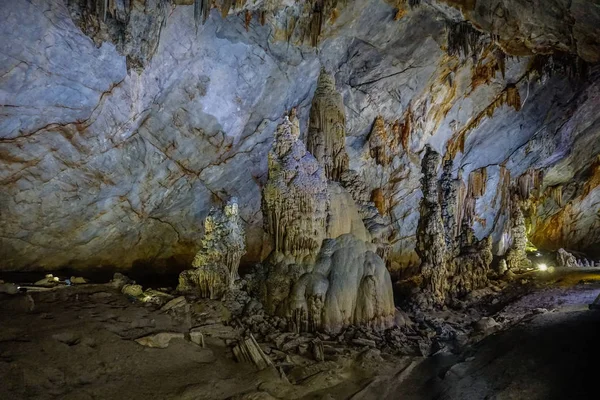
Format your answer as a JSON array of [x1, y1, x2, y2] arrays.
[[557, 248, 578, 268], [177, 198, 246, 299], [258, 116, 395, 333], [262, 116, 329, 261], [307, 69, 349, 182], [415, 145, 448, 307], [448, 225, 493, 298], [440, 159, 458, 253], [505, 196, 531, 271]]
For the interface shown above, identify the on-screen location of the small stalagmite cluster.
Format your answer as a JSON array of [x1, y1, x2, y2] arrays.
[[307, 69, 350, 182], [178, 198, 246, 299]]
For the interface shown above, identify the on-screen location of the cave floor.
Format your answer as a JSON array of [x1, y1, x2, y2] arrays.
[[1, 270, 599, 400]]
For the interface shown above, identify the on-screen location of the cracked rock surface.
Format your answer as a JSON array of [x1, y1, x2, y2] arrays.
[[1, 0, 599, 271]]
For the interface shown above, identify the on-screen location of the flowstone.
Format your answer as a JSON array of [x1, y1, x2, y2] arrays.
[[177, 198, 246, 299], [286, 234, 395, 334]]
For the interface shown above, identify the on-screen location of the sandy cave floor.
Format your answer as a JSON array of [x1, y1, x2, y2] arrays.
[[1, 269, 600, 400]]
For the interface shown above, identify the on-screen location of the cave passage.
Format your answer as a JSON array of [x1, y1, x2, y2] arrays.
[[1, 0, 599, 399]]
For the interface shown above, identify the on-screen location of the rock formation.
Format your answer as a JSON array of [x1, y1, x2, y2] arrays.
[[505, 197, 532, 271], [262, 116, 329, 262], [1, 0, 598, 279], [440, 159, 458, 253], [415, 146, 448, 307], [448, 226, 493, 299], [258, 116, 395, 333], [178, 198, 246, 298], [557, 248, 578, 268], [307, 69, 349, 182], [286, 234, 395, 334]]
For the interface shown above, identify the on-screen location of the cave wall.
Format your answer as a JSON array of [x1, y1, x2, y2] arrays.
[[1, 0, 598, 271]]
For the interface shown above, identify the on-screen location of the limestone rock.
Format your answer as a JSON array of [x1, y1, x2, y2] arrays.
[[286, 234, 395, 334], [505, 199, 532, 271], [232, 334, 273, 371], [557, 248, 578, 268], [110, 273, 133, 290], [0, 282, 19, 295], [415, 146, 449, 308], [122, 284, 143, 297], [177, 198, 246, 298], [262, 116, 329, 261], [135, 332, 184, 349], [307, 69, 349, 182], [69, 276, 87, 285]]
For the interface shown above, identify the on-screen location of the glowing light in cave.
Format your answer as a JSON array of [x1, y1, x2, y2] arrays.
[[538, 263, 548, 271]]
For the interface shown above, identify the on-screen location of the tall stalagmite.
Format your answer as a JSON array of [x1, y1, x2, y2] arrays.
[[262, 116, 329, 262], [258, 116, 396, 334], [307, 69, 349, 182], [440, 159, 458, 253], [505, 196, 531, 270], [177, 198, 246, 299], [415, 146, 448, 307]]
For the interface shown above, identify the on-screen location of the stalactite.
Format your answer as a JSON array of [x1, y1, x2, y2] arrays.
[[244, 10, 252, 31], [194, 0, 210, 26], [399, 107, 412, 151], [551, 185, 563, 207], [371, 188, 386, 216], [517, 169, 543, 200], [221, 0, 233, 18], [529, 52, 589, 81], [447, 21, 485, 60], [369, 116, 389, 166], [307, 69, 349, 182], [468, 168, 487, 198]]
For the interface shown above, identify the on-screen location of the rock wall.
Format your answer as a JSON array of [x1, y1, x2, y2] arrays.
[[1, 0, 599, 272]]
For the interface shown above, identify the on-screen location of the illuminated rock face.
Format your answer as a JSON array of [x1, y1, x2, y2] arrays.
[[1, 0, 599, 272], [178, 198, 245, 298]]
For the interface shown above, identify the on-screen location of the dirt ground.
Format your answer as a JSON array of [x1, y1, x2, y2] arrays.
[[1, 268, 599, 399]]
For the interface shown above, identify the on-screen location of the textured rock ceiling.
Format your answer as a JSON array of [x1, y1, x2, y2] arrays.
[[1, 0, 599, 271]]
